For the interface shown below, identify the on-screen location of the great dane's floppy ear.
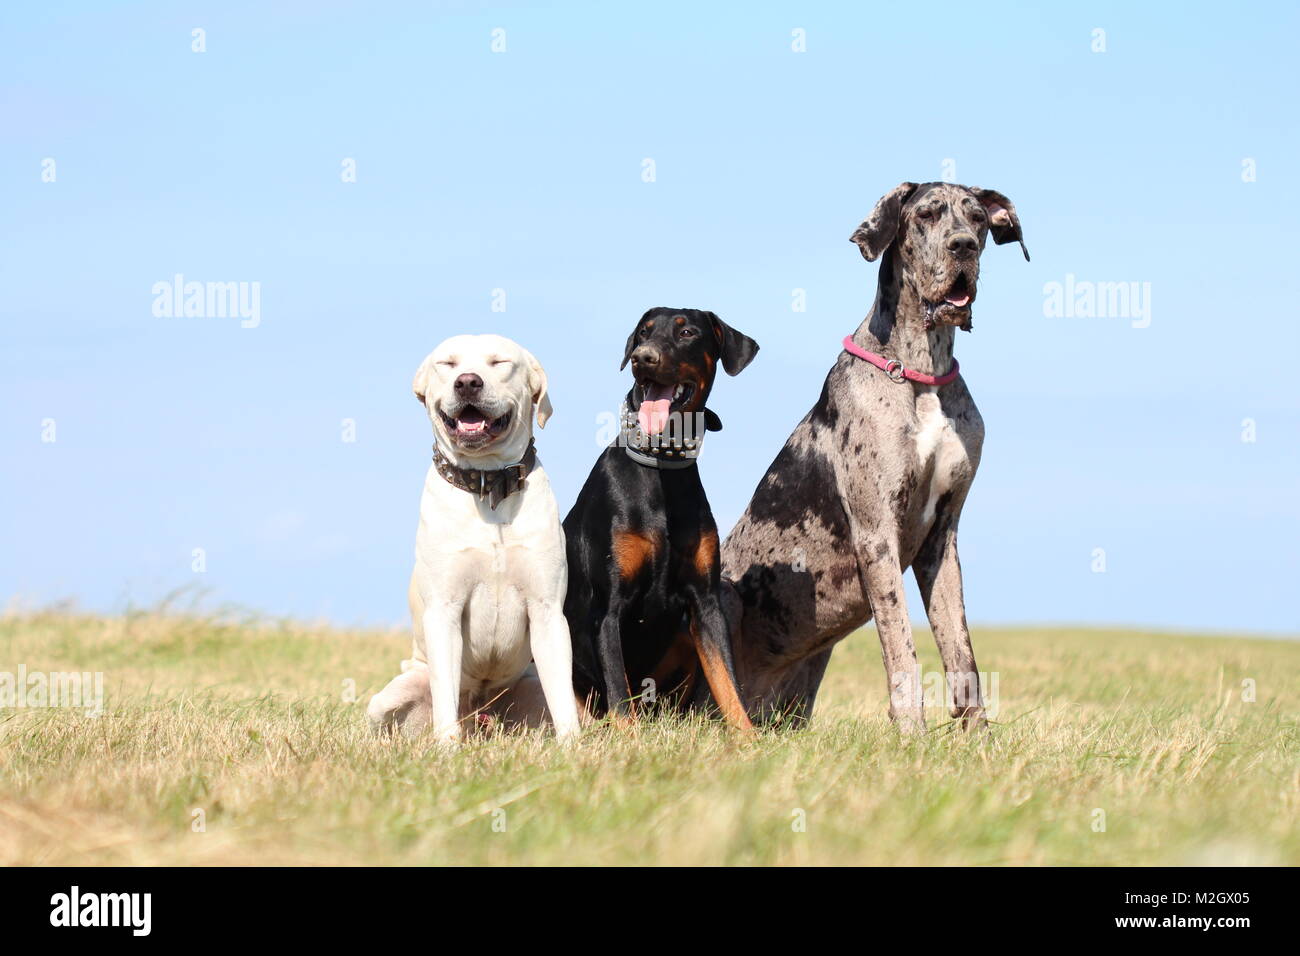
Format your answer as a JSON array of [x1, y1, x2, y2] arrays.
[[620, 309, 655, 371], [850, 181, 919, 262], [707, 312, 760, 376], [519, 346, 553, 428], [412, 353, 435, 405], [972, 187, 1030, 262]]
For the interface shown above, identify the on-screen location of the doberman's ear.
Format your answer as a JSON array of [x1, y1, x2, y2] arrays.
[[703, 408, 723, 432], [517, 346, 552, 428], [850, 181, 918, 262], [620, 309, 655, 371], [971, 187, 1030, 262], [707, 312, 759, 376]]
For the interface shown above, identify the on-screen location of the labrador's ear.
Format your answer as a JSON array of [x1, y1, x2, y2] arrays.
[[620, 309, 656, 371], [412, 353, 436, 405], [972, 187, 1030, 262], [706, 312, 759, 376], [519, 347, 552, 428], [850, 181, 919, 262]]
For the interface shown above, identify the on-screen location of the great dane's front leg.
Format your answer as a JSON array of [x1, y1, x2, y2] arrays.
[[423, 601, 464, 743], [862, 541, 925, 732], [913, 519, 986, 729], [527, 600, 581, 740], [688, 588, 756, 734]]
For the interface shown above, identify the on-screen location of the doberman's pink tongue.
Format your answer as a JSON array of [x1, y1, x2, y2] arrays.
[[637, 383, 674, 435]]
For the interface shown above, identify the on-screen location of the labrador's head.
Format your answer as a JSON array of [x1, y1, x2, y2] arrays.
[[412, 334, 551, 466]]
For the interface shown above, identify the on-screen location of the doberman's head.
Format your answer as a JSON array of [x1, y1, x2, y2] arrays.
[[620, 307, 758, 436], [850, 182, 1028, 329]]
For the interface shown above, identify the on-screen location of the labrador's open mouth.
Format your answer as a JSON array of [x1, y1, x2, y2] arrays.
[[633, 380, 695, 436], [440, 406, 512, 443]]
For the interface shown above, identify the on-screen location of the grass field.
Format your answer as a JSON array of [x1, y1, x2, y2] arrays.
[[1, 608, 1296, 866]]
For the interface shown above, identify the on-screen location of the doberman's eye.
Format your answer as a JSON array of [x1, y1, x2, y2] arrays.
[[678, 327, 697, 339], [637, 328, 651, 340]]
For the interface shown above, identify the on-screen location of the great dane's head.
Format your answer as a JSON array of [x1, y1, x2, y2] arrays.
[[620, 307, 758, 436], [413, 334, 551, 464], [851, 182, 1028, 329]]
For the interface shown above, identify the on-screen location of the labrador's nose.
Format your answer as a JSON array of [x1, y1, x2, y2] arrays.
[[946, 233, 978, 258], [630, 345, 661, 369], [454, 372, 483, 396]]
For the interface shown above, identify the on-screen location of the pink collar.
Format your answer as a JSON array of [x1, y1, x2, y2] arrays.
[[842, 334, 960, 386]]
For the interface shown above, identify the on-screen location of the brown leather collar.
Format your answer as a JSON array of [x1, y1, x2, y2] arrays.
[[432, 439, 536, 510]]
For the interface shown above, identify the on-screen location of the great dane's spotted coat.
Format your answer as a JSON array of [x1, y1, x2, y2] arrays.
[[721, 181, 1028, 731]]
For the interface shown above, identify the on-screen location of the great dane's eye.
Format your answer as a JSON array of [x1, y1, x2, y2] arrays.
[[915, 205, 935, 220], [969, 206, 987, 221]]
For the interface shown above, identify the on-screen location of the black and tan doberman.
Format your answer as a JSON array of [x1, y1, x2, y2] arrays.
[[563, 307, 759, 731], [722, 182, 1029, 732]]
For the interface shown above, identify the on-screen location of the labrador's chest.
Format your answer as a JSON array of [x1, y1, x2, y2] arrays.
[[416, 467, 563, 586], [413, 469, 565, 687]]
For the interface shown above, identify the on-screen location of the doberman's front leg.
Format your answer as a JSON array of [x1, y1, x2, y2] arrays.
[[595, 611, 635, 719], [688, 587, 756, 735]]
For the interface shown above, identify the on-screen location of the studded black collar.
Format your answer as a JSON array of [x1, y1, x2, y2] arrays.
[[618, 402, 706, 470], [432, 439, 536, 509]]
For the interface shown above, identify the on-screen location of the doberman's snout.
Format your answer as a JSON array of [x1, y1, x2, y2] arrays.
[[630, 344, 661, 370], [454, 372, 484, 397], [946, 232, 978, 259]]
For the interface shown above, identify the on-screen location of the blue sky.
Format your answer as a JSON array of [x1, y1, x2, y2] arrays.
[[2, 1, 1297, 634]]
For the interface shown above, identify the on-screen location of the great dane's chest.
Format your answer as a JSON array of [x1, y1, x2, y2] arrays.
[[900, 389, 981, 542]]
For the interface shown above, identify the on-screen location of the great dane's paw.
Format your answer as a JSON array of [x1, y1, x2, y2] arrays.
[[889, 710, 928, 736], [951, 705, 988, 732]]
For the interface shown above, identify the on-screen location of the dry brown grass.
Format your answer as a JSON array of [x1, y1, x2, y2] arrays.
[[1, 609, 1296, 865]]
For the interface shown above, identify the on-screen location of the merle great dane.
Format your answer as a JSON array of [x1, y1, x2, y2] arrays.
[[720, 181, 1028, 731]]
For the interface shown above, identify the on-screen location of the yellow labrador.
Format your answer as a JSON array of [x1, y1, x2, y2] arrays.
[[367, 334, 580, 742]]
